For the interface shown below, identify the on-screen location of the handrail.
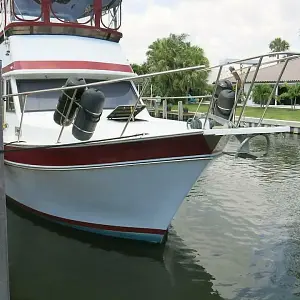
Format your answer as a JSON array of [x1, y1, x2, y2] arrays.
[[17, 94, 27, 142], [2, 65, 207, 98], [56, 89, 78, 143], [203, 65, 223, 128], [235, 56, 263, 127], [3, 51, 300, 99], [227, 66, 252, 125], [142, 95, 212, 100], [120, 78, 150, 137], [257, 58, 290, 126]]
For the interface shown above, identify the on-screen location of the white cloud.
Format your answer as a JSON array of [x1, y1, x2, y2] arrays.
[[119, 0, 300, 69]]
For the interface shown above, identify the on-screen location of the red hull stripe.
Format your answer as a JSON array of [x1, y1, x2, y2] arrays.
[[4, 134, 213, 166], [9, 198, 166, 235], [2, 60, 133, 74]]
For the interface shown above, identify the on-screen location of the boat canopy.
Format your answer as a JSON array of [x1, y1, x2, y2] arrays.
[[3, 0, 123, 36], [13, 0, 122, 21]]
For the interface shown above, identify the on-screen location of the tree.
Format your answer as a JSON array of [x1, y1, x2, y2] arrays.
[[279, 83, 300, 109], [139, 33, 210, 99], [269, 37, 290, 62], [131, 63, 148, 75], [252, 84, 273, 107]]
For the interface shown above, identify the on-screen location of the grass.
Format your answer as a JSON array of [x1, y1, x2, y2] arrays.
[[165, 104, 300, 122]]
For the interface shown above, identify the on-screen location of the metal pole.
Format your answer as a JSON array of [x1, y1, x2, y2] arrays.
[[236, 56, 263, 127], [0, 60, 10, 300], [17, 95, 27, 142], [56, 89, 78, 143], [257, 58, 290, 126], [142, 95, 211, 100], [228, 66, 252, 126], [120, 78, 150, 137], [203, 66, 223, 128]]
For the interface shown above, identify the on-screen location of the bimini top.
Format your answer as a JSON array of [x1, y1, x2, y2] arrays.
[[1, 0, 123, 42]]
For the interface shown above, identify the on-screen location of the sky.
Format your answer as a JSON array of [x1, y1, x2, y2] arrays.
[[119, 0, 300, 72]]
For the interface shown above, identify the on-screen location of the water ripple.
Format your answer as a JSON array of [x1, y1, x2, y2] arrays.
[[173, 134, 300, 299]]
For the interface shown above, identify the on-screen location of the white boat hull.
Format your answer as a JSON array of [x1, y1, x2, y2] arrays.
[[4, 155, 213, 243]]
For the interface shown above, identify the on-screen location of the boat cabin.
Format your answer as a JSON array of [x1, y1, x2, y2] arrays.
[[0, 0, 140, 134]]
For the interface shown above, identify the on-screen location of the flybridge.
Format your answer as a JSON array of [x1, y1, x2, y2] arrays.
[[0, 0, 123, 42]]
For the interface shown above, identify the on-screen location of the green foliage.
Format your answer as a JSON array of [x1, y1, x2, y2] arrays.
[[131, 33, 210, 100], [167, 103, 173, 111], [268, 37, 290, 62], [205, 83, 214, 95], [131, 63, 148, 75], [279, 82, 300, 108], [269, 37, 290, 53], [252, 84, 273, 106]]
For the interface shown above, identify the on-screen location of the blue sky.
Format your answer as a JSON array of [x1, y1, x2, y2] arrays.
[[119, 0, 300, 71]]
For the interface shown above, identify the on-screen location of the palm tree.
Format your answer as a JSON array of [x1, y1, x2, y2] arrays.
[[145, 33, 210, 97], [269, 37, 290, 62]]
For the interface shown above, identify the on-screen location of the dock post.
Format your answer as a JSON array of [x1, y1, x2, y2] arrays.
[[178, 101, 183, 121], [162, 99, 167, 119], [154, 101, 159, 118], [0, 60, 10, 300]]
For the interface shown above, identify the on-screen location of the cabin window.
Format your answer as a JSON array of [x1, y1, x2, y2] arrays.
[[50, 0, 94, 22], [16, 79, 138, 112], [85, 80, 138, 109], [5, 81, 15, 112], [13, 0, 42, 20], [17, 79, 65, 112]]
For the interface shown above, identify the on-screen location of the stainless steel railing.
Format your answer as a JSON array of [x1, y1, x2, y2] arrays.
[[2, 51, 300, 142]]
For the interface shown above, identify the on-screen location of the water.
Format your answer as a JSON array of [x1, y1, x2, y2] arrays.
[[7, 134, 300, 300]]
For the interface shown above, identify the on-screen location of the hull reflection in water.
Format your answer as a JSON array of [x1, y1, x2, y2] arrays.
[[7, 198, 223, 300]]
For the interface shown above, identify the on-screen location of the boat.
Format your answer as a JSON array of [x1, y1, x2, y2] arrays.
[[0, 0, 298, 243]]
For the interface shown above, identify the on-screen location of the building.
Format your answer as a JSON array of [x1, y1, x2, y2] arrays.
[[225, 57, 300, 106]]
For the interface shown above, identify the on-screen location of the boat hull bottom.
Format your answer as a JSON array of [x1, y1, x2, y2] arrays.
[[7, 196, 168, 244]]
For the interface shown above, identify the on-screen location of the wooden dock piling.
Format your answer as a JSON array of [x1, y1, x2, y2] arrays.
[[162, 99, 167, 119], [178, 101, 183, 121]]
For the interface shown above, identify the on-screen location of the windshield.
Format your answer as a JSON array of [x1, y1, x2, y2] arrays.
[[13, 0, 42, 18], [51, 0, 94, 20], [16, 79, 138, 112]]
